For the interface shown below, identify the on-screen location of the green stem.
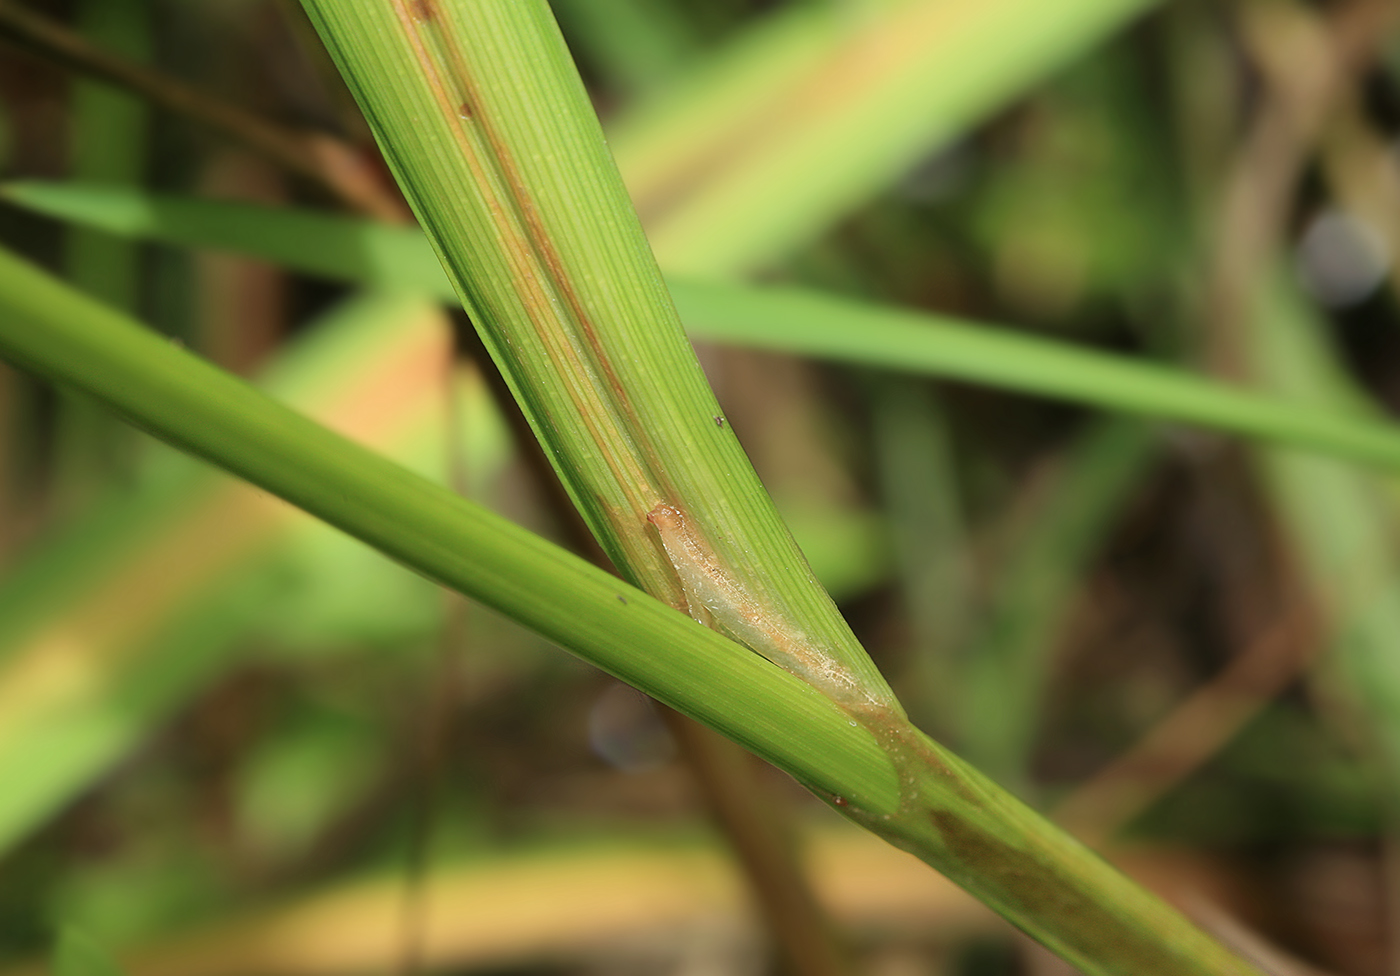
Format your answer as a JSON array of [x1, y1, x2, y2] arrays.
[[0, 244, 891, 809], [297, 0, 891, 702], [0, 243, 1262, 976]]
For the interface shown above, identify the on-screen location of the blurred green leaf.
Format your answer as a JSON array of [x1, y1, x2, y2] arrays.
[[11, 183, 1400, 478], [51, 930, 125, 976], [609, 0, 1160, 276]]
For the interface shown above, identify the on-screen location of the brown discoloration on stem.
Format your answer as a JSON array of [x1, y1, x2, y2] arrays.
[[844, 710, 974, 809], [386, 0, 661, 527], [826, 715, 1262, 975], [927, 811, 1181, 975], [408, 4, 676, 507], [470, 92, 635, 415]]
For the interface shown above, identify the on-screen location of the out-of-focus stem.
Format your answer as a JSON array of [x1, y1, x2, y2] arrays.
[[662, 710, 851, 976], [1055, 604, 1320, 845], [0, 1, 405, 220], [1207, 0, 1400, 377]]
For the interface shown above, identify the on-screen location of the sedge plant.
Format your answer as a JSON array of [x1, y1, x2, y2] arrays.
[[0, 1, 1273, 973], [291, 1, 1263, 971]]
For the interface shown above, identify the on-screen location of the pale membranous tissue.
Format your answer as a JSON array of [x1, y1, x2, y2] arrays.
[[646, 503, 882, 708]]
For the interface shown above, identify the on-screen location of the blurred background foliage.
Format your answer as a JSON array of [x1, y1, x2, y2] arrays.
[[1, 0, 1400, 973]]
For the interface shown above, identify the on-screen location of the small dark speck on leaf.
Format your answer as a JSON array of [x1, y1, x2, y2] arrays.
[[616, 594, 627, 605], [714, 416, 725, 428]]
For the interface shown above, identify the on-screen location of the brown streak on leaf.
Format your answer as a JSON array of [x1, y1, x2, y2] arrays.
[[423, 12, 675, 504], [385, 0, 659, 517]]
